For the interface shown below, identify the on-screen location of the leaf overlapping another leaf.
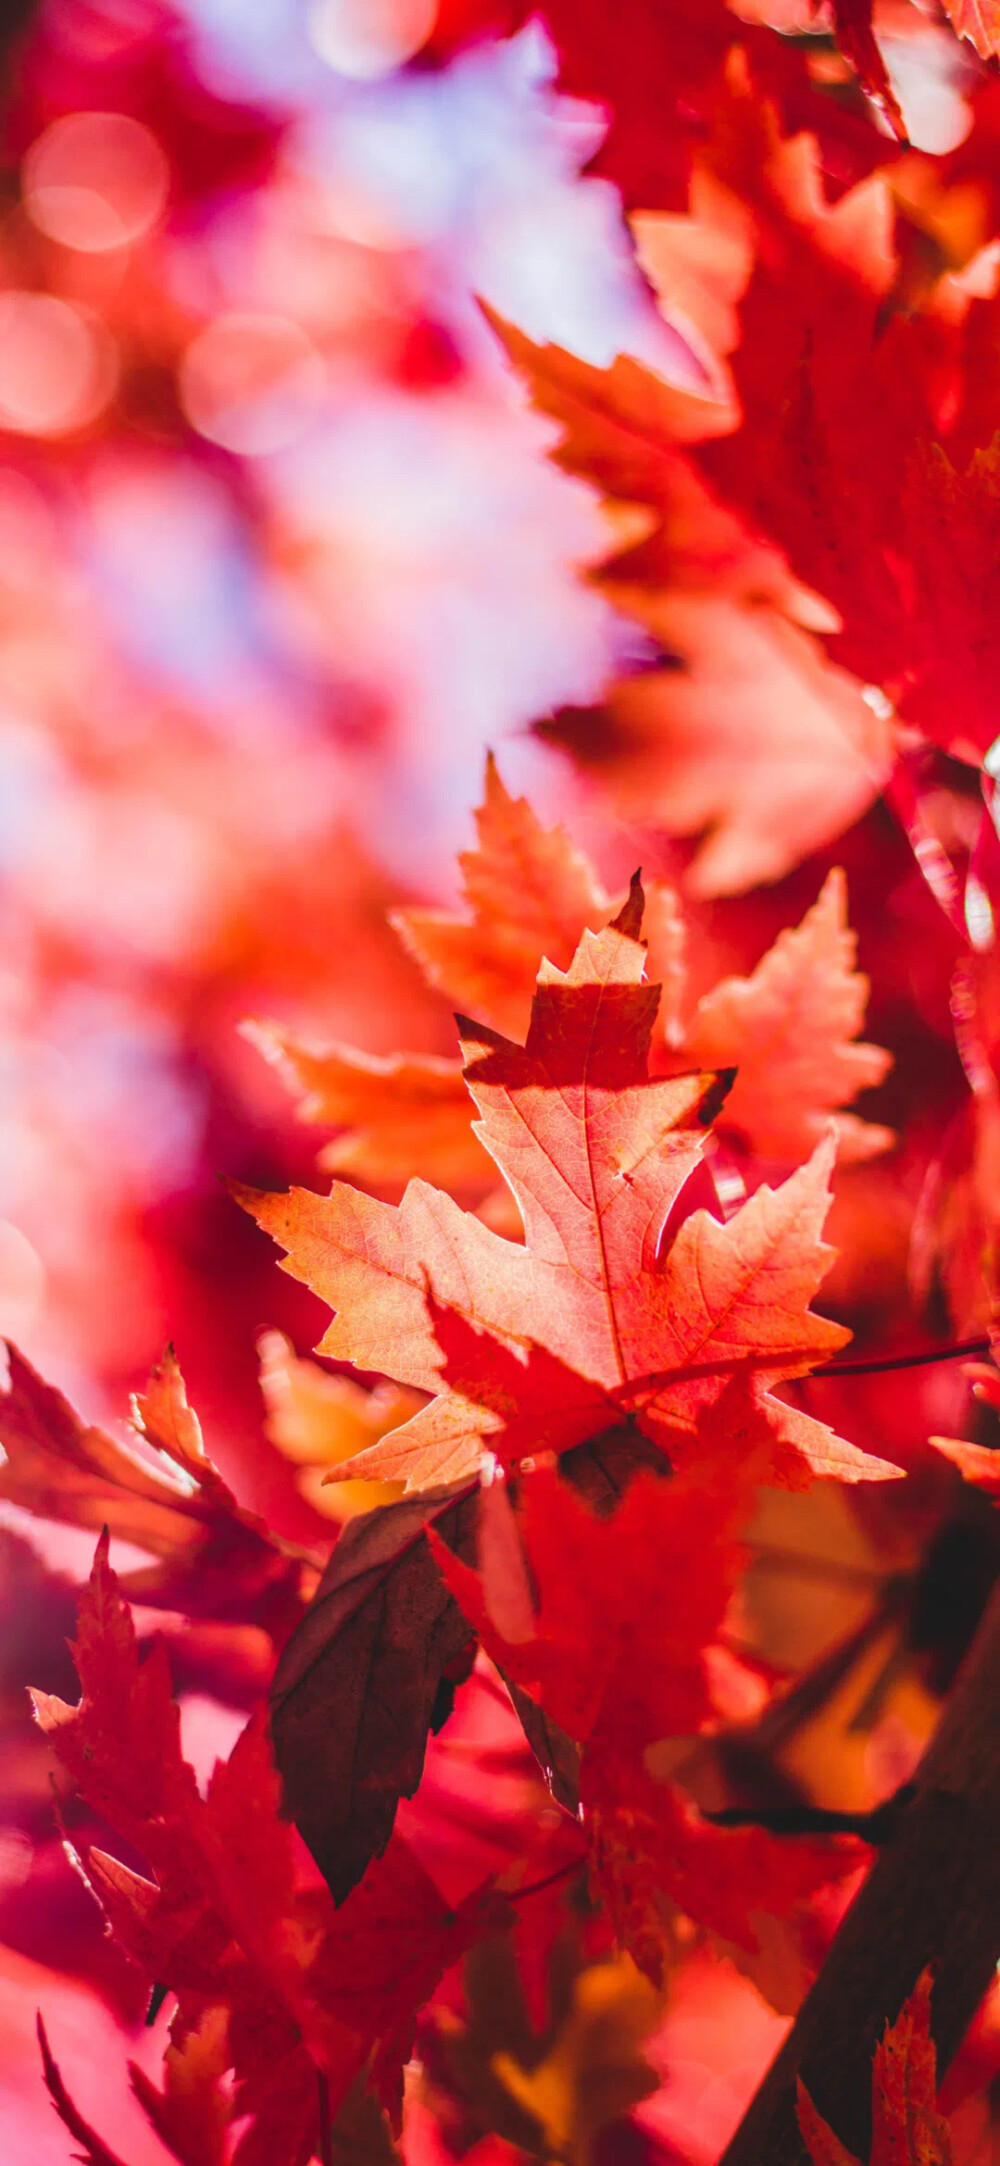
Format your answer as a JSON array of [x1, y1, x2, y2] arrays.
[[239, 885, 898, 1496], [0, 1342, 313, 1628], [32, 1534, 499, 2165], [268, 1485, 479, 1902], [258, 762, 892, 1196]]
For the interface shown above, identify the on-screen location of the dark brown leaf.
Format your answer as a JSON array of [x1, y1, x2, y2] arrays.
[[268, 1485, 479, 1902]]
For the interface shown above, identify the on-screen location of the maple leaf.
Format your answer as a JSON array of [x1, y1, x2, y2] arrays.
[[32, 1534, 497, 2154], [430, 1426, 862, 1993], [258, 1328, 414, 1520], [483, 299, 816, 618], [128, 2007, 233, 2166], [243, 1026, 494, 1197], [490, 1950, 661, 2166], [547, 593, 893, 898], [431, 1463, 744, 1760], [268, 1484, 479, 1901], [484, 289, 893, 892], [941, 0, 1000, 60], [497, 48, 1000, 790], [687, 55, 1000, 764], [239, 887, 898, 1494], [0, 1342, 313, 1628], [393, 750, 613, 1044], [589, 1772, 865, 2002], [421, 1924, 661, 2166], [684, 868, 893, 1162], [501, 0, 897, 212], [260, 766, 891, 1180], [797, 1968, 953, 2164]]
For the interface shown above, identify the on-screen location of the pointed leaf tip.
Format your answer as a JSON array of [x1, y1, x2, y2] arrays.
[[612, 872, 645, 943]]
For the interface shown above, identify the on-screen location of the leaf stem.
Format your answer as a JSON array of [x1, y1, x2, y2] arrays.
[[509, 1858, 584, 1906], [318, 2071, 333, 2166], [814, 1336, 989, 1378]]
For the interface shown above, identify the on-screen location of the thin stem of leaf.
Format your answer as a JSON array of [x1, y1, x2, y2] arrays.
[[318, 2070, 333, 2166]]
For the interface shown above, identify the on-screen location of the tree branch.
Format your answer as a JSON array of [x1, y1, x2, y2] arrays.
[[718, 1568, 1000, 2166]]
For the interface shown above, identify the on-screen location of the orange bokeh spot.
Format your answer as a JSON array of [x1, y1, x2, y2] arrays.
[[179, 313, 326, 455], [0, 293, 117, 435], [23, 110, 170, 254]]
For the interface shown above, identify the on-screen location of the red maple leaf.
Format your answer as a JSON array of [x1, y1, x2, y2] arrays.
[[798, 1968, 954, 2163], [502, 0, 901, 211], [430, 1438, 863, 1988], [0, 1343, 313, 1630], [32, 1535, 500, 2163], [691, 56, 1000, 763], [430, 1463, 743, 1756]]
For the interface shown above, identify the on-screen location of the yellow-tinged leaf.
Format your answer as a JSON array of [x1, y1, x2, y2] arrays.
[[258, 1330, 412, 1517], [491, 1953, 661, 2166]]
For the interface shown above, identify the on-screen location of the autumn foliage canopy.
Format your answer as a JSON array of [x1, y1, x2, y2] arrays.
[[9, 1, 1000, 2164]]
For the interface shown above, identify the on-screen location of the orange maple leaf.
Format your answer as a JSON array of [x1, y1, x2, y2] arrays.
[[254, 761, 891, 1197], [392, 749, 613, 1043], [257, 1327, 414, 1519], [684, 866, 892, 1161], [941, 0, 1000, 60], [484, 286, 892, 892], [238, 884, 899, 1494]]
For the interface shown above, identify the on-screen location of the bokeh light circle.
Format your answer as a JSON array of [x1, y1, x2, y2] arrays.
[[23, 111, 170, 253], [179, 313, 327, 455], [0, 293, 117, 435], [306, 0, 437, 79]]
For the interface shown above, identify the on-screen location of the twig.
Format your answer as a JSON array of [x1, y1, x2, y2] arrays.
[[317, 2070, 334, 2166], [718, 1569, 1000, 2166], [508, 1857, 584, 1906], [703, 1783, 915, 1843]]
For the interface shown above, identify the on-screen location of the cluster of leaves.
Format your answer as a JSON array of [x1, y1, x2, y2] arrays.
[[3, 859, 905, 2161], [16, 2, 1000, 2165]]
